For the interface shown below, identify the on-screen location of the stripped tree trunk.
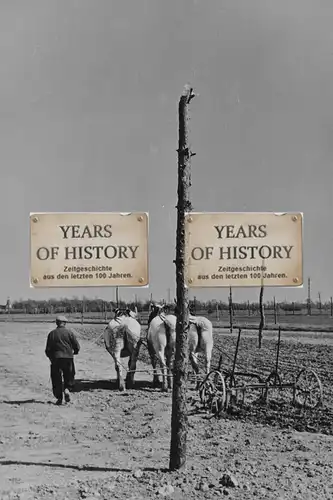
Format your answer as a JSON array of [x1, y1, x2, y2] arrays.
[[258, 284, 265, 348], [229, 286, 233, 333], [169, 84, 195, 471]]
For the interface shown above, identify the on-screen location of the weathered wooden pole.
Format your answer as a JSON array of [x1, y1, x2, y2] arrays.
[[273, 296, 277, 324], [6, 297, 11, 321], [258, 284, 265, 348], [169, 84, 195, 471], [307, 277, 312, 315], [229, 286, 233, 333]]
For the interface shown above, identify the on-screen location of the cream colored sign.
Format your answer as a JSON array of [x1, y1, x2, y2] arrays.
[[30, 212, 149, 288], [185, 212, 303, 288]]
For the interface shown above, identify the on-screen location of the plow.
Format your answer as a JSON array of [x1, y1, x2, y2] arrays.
[[197, 327, 324, 416], [99, 309, 325, 413]]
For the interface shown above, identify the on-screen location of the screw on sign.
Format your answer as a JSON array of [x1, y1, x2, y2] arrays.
[[29, 212, 149, 288], [184, 212, 303, 288]]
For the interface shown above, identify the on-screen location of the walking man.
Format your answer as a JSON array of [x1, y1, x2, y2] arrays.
[[45, 315, 80, 405]]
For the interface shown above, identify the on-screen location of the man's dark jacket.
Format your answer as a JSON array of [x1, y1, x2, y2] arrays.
[[45, 326, 80, 361]]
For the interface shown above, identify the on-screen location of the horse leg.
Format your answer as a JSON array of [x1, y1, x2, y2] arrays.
[[165, 347, 174, 390], [157, 350, 168, 392], [112, 352, 125, 391], [126, 341, 140, 389], [205, 350, 212, 376], [204, 340, 213, 376], [147, 340, 160, 388], [125, 356, 133, 389], [189, 351, 200, 390], [112, 336, 126, 391]]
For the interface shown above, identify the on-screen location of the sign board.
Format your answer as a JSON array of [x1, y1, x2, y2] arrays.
[[30, 212, 149, 288], [185, 212, 303, 288]]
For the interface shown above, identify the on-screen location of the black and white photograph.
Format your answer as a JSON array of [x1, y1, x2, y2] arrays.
[[1, 1, 333, 499]]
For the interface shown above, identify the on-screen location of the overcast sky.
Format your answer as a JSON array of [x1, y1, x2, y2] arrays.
[[1, 0, 332, 305]]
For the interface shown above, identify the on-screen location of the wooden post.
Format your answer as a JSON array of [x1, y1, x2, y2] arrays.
[[318, 292, 322, 314], [169, 84, 195, 472], [307, 277, 312, 315], [115, 287, 119, 308], [229, 286, 233, 333], [273, 296, 277, 325], [258, 284, 265, 348], [6, 297, 11, 321]]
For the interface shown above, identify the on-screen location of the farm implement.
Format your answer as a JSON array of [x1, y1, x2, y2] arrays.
[[198, 327, 324, 417]]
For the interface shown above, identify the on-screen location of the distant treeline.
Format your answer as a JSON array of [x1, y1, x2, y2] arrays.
[[1, 297, 331, 315]]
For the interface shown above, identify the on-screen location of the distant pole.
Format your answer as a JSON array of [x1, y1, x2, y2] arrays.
[[168, 288, 171, 304], [229, 287, 233, 333], [169, 84, 195, 472], [307, 277, 312, 315], [115, 287, 119, 308], [6, 297, 11, 321], [273, 296, 277, 324], [258, 284, 265, 348], [330, 297, 333, 317], [318, 292, 322, 314]]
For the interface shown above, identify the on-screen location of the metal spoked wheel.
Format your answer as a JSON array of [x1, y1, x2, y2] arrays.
[[198, 375, 215, 406], [294, 368, 323, 409], [198, 370, 226, 414]]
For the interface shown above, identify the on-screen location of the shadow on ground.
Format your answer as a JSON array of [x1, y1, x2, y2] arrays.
[[1, 399, 52, 405], [72, 378, 157, 393], [0, 460, 168, 473]]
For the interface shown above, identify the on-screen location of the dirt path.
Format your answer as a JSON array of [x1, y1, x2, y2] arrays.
[[0, 323, 170, 493], [1, 322, 333, 499]]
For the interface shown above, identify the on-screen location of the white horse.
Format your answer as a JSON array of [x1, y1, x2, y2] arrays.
[[147, 311, 176, 391], [104, 307, 141, 391], [147, 304, 214, 391], [187, 314, 214, 388]]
